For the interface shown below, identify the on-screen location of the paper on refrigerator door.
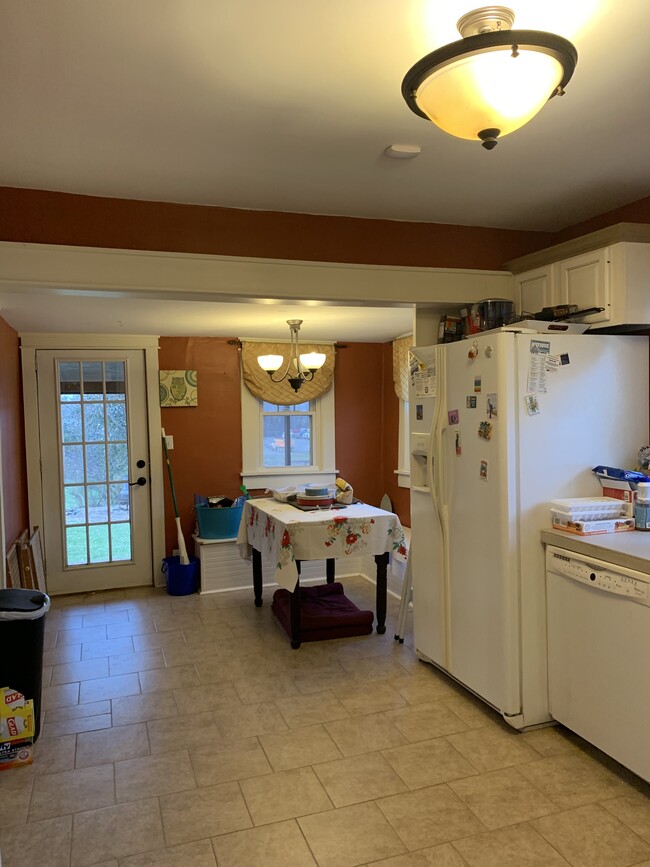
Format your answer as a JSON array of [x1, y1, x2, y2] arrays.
[[527, 339, 551, 393], [412, 358, 437, 397], [410, 347, 438, 397]]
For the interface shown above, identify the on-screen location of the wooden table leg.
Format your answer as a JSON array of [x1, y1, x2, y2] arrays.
[[252, 548, 263, 607], [290, 576, 301, 649], [326, 558, 335, 583], [374, 553, 389, 634]]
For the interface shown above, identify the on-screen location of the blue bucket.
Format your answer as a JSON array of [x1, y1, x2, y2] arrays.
[[195, 504, 244, 539], [162, 556, 199, 596]]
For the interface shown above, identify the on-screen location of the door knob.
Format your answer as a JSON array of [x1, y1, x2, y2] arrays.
[[129, 476, 147, 487]]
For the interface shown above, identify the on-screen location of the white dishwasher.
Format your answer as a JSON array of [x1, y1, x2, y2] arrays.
[[546, 545, 650, 782]]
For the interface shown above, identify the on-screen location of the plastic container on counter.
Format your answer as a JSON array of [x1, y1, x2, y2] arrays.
[[550, 497, 625, 522]]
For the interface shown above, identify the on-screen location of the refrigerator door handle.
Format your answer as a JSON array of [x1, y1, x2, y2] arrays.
[[428, 344, 444, 519], [429, 345, 452, 670]]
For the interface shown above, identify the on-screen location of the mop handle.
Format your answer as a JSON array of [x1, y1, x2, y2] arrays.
[[161, 428, 180, 518]]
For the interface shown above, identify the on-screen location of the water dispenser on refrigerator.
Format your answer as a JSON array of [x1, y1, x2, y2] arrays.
[[410, 432, 430, 489]]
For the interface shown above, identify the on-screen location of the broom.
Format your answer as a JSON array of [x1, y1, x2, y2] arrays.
[[161, 428, 189, 565]]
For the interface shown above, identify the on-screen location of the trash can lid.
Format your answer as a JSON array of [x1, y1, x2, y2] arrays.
[[0, 588, 49, 614]]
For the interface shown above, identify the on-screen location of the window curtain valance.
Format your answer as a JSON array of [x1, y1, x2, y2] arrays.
[[241, 340, 335, 406], [392, 335, 413, 402]]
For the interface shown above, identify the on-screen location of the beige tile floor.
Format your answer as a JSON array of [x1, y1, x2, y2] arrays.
[[1, 575, 649, 866]]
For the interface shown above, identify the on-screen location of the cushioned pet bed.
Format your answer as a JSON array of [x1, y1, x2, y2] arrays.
[[271, 581, 374, 642]]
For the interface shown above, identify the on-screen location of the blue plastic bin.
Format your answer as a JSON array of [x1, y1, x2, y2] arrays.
[[162, 556, 199, 596], [195, 504, 244, 539]]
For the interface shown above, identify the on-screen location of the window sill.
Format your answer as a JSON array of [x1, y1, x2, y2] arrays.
[[395, 469, 411, 489], [242, 468, 338, 490]]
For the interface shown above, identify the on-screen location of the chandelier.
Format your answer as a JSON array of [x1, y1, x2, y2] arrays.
[[401, 6, 577, 149], [257, 320, 326, 393]]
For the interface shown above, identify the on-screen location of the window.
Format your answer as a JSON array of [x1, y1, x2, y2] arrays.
[[241, 382, 336, 490], [262, 401, 313, 467]]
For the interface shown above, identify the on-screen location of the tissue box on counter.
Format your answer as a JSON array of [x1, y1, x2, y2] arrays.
[[598, 478, 636, 502], [593, 466, 650, 503]]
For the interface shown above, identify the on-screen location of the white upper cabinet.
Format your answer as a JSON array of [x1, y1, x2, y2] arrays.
[[507, 225, 650, 329], [556, 248, 610, 324], [515, 266, 553, 318]]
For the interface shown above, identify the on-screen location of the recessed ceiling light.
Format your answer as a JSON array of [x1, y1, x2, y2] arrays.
[[384, 144, 422, 159]]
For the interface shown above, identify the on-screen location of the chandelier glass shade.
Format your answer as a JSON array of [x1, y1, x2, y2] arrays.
[[257, 320, 326, 393], [402, 7, 577, 149]]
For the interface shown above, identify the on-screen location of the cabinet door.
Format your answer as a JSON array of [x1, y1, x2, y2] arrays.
[[557, 248, 610, 324], [515, 267, 553, 317]]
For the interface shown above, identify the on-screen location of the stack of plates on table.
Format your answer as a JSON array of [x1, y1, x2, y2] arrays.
[[304, 485, 330, 497], [296, 492, 334, 507]]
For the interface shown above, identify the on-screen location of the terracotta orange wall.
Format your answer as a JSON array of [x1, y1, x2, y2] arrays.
[[3, 189, 650, 549], [158, 337, 242, 555], [0, 187, 553, 270], [334, 343, 386, 511], [555, 195, 650, 244], [2, 186, 648, 272], [156, 337, 404, 553], [0, 316, 28, 550]]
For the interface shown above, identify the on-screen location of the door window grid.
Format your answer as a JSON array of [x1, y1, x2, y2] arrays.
[[57, 360, 133, 566]]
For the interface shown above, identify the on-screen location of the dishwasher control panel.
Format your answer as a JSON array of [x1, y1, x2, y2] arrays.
[[547, 549, 649, 605]]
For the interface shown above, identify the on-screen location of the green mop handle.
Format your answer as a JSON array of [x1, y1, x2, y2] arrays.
[[162, 429, 180, 517]]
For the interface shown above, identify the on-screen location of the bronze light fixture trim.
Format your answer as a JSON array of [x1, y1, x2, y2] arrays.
[[257, 319, 326, 393], [402, 6, 578, 149]]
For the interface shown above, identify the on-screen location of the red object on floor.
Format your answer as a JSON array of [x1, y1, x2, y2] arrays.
[[271, 581, 373, 642]]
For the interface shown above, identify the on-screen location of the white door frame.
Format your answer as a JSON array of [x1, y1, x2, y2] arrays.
[[21, 333, 165, 590]]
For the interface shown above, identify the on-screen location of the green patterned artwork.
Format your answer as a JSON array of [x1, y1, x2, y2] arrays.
[[159, 370, 198, 407]]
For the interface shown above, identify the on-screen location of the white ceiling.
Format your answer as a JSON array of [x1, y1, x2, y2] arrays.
[[0, 291, 416, 342], [0, 0, 649, 340]]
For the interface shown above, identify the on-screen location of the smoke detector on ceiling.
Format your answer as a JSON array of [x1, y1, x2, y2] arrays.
[[384, 144, 421, 159]]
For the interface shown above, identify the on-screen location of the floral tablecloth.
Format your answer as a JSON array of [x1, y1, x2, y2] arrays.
[[237, 498, 406, 591]]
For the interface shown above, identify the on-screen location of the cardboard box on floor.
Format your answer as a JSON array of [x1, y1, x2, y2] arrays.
[[0, 687, 35, 770]]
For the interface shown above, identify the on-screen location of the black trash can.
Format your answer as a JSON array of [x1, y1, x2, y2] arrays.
[[0, 588, 50, 742]]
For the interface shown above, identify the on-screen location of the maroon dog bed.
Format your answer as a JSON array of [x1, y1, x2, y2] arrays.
[[271, 581, 374, 642]]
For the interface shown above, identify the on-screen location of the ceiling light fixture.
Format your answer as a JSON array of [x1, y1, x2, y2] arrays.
[[401, 6, 577, 150], [257, 319, 326, 393]]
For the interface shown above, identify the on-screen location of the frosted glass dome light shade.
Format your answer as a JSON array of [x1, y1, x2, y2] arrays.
[[402, 12, 577, 149], [258, 354, 284, 372], [255, 319, 326, 392], [299, 352, 326, 371]]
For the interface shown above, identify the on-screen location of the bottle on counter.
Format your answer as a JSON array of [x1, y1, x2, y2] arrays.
[[634, 482, 650, 531]]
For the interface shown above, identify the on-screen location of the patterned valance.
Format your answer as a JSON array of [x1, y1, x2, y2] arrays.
[[241, 340, 335, 406], [393, 335, 413, 402]]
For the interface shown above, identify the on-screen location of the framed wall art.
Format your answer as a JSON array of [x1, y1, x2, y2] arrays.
[[159, 370, 198, 407]]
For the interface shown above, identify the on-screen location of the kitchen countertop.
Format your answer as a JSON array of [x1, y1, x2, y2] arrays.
[[541, 528, 650, 575]]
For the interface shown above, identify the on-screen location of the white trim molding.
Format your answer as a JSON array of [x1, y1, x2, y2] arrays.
[[20, 333, 165, 587], [240, 379, 337, 491], [0, 242, 515, 307]]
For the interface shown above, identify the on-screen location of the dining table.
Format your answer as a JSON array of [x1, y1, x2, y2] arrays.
[[236, 497, 407, 645]]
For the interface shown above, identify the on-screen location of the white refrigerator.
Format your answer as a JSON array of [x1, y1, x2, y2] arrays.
[[409, 329, 649, 730]]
